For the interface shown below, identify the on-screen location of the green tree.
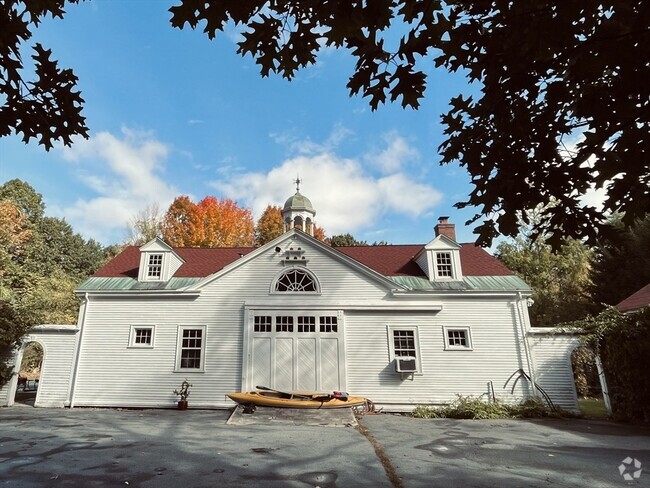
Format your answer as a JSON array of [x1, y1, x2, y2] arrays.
[[1, 0, 88, 150], [329, 233, 368, 247], [591, 215, 650, 307], [566, 307, 650, 423], [170, 0, 649, 247], [0, 179, 105, 386], [496, 207, 595, 326]]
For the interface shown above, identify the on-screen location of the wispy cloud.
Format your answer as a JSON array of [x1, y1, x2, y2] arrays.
[[270, 124, 354, 156], [365, 131, 420, 174], [56, 128, 178, 244]]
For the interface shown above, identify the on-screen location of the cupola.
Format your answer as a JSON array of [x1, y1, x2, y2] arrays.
[[282, 178, 317, 236]]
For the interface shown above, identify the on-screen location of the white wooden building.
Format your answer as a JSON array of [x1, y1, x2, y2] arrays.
[[0, 190, 582, 411]]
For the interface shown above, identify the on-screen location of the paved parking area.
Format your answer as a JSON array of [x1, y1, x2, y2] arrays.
[[1, 406, 649, 487], [359, 415, 650, 487]]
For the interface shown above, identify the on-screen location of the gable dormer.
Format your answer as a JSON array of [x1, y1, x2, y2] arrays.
[[415, 217, 463, 281], [137, 238, 185, 283]]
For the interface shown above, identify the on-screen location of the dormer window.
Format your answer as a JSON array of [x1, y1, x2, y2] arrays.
[[435, 252, 453, 278], [415, 220, 463, 282], [147, 254, 163, 279], [137, 238, 185, 283]]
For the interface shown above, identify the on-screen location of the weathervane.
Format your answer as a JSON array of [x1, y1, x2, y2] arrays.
[[294, 175, 302, 192]]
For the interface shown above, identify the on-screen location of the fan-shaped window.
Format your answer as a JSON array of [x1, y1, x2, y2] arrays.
[[274, 268, 318, 292]]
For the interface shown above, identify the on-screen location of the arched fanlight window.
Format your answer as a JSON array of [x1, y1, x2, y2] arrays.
[[274, 268, 318, 292]]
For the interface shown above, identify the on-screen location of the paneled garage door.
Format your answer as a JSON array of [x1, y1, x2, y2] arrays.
[[248, 311, 344, 392]]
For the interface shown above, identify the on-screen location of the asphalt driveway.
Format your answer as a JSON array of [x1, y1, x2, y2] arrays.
[[0, 406, 648, 487]]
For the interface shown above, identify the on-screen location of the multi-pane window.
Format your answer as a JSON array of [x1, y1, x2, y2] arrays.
[[147, 253, 163, 278], [254, 316, 272, 332], [436, 252, 453, 278], [319, 316, 338, 333], [388, 326, 422, 373], [135, 328, 152, 345], [177, 327, 205, 370], [275, 269, 317, 292], [393, 330, 417, 357], [297, 316, 316, 332], [276, 316, 294, 332], [129, 325, 154, 347], [443, 326, 473, 350]]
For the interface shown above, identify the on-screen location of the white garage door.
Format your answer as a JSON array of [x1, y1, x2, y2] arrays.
[[248, 311, 344, 392]]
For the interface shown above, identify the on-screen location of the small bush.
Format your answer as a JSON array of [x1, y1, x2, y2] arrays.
[[412, 395, 570, 420]]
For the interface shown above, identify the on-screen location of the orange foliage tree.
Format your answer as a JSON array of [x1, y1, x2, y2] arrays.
[[255, 205, 283, 246], [0, 201, 33, 276], [163, 196, 254, 247]]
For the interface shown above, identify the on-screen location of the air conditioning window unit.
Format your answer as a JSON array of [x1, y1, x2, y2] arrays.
[[395, 356, 417, 373]]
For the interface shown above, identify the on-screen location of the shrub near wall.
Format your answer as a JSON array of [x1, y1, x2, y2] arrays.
[[599, 308, 650, 423]]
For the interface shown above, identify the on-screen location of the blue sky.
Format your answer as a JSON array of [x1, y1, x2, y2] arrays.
[[1, 0, 482, 246]]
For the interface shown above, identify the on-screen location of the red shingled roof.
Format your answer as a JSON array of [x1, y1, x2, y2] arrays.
[[616, 283, 650, 313], [93, 242, 512, 279]]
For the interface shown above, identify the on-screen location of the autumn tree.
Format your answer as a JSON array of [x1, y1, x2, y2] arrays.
[[163, 195, 254, 247], [255, 205, 283, 246], [198, 196, 255, 247], [170, 1, 650, 247], [162, 196, 200, 247]]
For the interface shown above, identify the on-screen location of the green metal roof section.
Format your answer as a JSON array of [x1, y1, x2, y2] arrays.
[[76, 277, 202, 291], [390, 275, 531, 292], [78, 275, 529, 293]]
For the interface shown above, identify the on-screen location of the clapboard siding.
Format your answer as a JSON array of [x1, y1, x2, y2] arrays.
[[345, 298, 533, 408], [73, 237, 396, 408], [0, 326, 77, 407], [74, 296, 243, 407], [529, 331, 580, 412]]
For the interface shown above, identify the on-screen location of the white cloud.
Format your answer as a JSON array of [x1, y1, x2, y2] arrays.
[[365, 131, 420, 174], [211, 151, 442, 236], [56, 128, 179, 244]]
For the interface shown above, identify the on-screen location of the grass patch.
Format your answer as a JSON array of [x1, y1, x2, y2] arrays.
[[412, 395, 573, 420], [578, 397, 608, 418]]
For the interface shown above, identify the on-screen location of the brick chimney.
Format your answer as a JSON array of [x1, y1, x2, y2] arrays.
[[434, 216, 456, 241]]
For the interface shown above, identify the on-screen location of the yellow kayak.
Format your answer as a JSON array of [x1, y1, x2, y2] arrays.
[[227, 388, 367, 409]]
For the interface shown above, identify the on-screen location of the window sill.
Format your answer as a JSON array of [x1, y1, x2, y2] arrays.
[[173, 369, 205, 373], [127, 345, 154, 349]]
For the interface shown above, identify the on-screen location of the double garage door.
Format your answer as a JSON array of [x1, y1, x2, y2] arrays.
[[248, 311, 344, 392]]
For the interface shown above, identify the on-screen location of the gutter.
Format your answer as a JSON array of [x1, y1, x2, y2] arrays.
[[516, 291, 538, 397], [67, 292, 89, 408]]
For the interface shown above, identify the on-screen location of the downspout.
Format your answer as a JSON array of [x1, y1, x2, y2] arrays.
[[67, 292, 89, 408], [516, 292, 538, 397]]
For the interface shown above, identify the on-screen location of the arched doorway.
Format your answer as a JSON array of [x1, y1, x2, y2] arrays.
[[570, 346, 608, 417], [13, 341, 43, 407]]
